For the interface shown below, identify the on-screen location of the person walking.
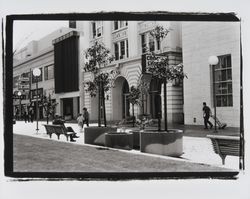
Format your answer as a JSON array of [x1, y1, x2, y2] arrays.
[[202, 102, 213, 129], [27, 107, 30, 122], [15, 108, 19, 120], [82, 107, 89, 128], [23, 111, 28, 123], [77, 113, 84, 133], [29, 108, 34, 123]]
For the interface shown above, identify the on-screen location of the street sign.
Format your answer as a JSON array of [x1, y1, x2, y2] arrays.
[[18, 84, 30, 90], [19, 77, 30, 82]]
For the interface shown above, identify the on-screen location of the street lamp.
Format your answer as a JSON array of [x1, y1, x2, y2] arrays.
[[17, 91, 22, 120], [208, 55, 219, 132], [33, 68, 41, 132]]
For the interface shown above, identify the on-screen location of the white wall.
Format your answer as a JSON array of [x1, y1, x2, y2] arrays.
[[128, 21, 139, 58], [182, 22, 241, 127]]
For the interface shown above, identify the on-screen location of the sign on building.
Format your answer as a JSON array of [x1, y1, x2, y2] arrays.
[[141, 54, 167, 74], [18, 76, 30, 91]]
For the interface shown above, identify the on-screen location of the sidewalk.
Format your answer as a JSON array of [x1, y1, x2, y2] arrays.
[[12, 121, 240, 170]]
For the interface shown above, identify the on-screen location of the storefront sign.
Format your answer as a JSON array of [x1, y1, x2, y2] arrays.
[[141, 54, 167, 74], [18, 84, 30, 90], [19, 77, 30, 82], [31, 95, 41, 101], [18, 76, 30, 91]]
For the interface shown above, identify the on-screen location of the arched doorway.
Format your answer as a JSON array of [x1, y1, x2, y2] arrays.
[[148, 78, 162, 119], [112, 76, 130, 121]]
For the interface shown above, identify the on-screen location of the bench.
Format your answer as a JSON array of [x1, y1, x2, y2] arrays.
[[207, 135, 240, 165], [44, 124, 74, 141]]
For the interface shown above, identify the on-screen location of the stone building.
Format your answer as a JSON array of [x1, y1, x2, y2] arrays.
[[77, 21, 184, 123]]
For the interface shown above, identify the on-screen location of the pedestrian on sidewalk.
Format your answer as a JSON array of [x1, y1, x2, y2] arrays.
[[77, 113, 84, 133], [29, 108, 34, 123], [82, 107, 89, 128], [23, 111, 28, 123], [202, 102, 213, 129]]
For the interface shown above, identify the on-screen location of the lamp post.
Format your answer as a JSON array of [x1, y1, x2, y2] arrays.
[[17, 91, 22, 120], [208, 56, 219, 132], [33, 68, 41, 132]]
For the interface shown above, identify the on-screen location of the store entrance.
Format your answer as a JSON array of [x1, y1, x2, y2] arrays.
[[63, 98, 73, 120]]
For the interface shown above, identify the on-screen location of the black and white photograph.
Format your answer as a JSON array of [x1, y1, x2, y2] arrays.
[[10, 18, 243, 175], [1, 0, 250, 199]]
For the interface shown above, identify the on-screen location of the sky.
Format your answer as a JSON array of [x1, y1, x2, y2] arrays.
[[1, 0, 250, 199], [13, 21, 68, 51]]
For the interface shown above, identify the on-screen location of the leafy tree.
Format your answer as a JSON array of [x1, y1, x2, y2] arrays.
[[127, 86, 141, 127], [83, 41, 114, 127], [144, 25, 187, 131], [40, 94, 58, 124]]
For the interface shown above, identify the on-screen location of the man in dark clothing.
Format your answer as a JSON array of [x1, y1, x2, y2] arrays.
[[202, 102, 213, 129], [29, 109, 34, 123], [23, 111, 28, 123], [52, 114, 79, 142], [82, 107, 89, 127]]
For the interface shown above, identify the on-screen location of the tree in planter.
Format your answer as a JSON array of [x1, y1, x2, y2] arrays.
[[40, 94, 58, 124], [83, 41, 114, 127], [127, 85, 141, 127], [145, 25, 187, 131]]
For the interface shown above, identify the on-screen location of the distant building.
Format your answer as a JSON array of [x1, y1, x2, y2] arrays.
[[13, 27, 79, 120]]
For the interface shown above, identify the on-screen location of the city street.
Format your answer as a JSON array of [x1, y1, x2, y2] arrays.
[[13, 121, 239, 171]]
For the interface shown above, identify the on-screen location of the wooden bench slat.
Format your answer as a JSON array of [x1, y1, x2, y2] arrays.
[[207, 134, 240, 165], [44, 124, 74, 141]]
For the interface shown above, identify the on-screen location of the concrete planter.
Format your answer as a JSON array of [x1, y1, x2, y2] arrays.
[[140, 129, 183, 157], [131, 130, 141, 149], [105, 132, 133, 150], [84, 127, 117, 146]]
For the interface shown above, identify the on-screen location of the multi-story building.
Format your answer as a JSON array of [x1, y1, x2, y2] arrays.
[[13, 27, 80, 119], [13, 20, 241, 128], [77, 21, 184, 123], [13, 20, 184, 123]]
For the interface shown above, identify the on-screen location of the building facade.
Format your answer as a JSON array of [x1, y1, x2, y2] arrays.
[[13, 20, 241, 127], [77, 21, 184, 123], [13, 27, 80, 120], [182, 22, 241, 127]]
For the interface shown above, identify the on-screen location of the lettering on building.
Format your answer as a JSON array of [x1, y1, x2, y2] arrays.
[[112, 29, 128, 42], [141, 54, 167, 74]]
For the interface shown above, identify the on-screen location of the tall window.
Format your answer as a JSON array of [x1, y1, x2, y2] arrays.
[[44, 64, 54, 80], [141, 32, 160, 53], [148, 34, 155, 52], [114, 39, 129, 60], [113, 21, 128, 30], [214, 54, 233, 107], [92, 21, 103, 38]]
